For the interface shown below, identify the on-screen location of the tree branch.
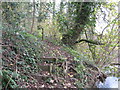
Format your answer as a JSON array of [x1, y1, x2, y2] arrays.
[[101, 14, 120, 37], [75, 39, 105, 45]]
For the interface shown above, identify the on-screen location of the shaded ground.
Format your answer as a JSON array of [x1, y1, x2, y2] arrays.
[[2, 37, 79, 88], [42, 40, 74, 60]]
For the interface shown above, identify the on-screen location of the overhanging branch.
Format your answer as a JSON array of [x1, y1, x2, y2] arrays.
[[75, 39, 105, 45]]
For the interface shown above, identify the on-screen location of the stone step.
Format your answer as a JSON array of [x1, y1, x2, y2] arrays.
[[31, 74, 53, 82], [38, 64, 55, 73]]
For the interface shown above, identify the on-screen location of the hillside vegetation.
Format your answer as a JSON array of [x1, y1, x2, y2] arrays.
[[1, 1, 119, 89]]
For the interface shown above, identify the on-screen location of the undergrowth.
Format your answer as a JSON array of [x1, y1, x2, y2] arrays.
[[2, 26, 45, 88], [2, 26, 89, 88], [2, 26, 105, 88]]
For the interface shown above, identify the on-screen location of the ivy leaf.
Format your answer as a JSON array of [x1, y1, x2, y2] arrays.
[[12, 72, 19, 78]]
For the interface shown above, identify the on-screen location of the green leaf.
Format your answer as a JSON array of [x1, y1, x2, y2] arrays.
[[12, 72, 19, 78]]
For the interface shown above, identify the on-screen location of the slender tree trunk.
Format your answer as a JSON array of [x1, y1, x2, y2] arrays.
[[85, 30, 96, 60], [31, 0, 35, 33]]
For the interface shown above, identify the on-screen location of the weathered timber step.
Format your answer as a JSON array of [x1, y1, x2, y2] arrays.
[[38, 64, 55, 73], [31, 74, 53, 82], [40, 57, 67, 63]]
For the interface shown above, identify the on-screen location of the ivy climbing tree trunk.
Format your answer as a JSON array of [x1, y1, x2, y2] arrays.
[[61, 2, 96, 46], [52, 0, 55, 20]]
